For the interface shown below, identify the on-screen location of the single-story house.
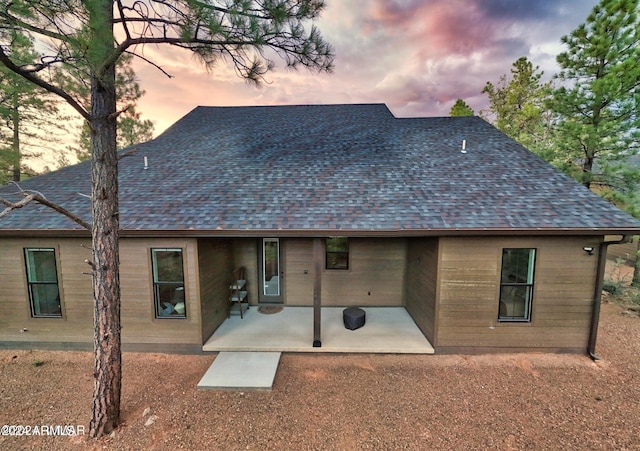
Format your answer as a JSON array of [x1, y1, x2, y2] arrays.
[[1, 104, 639, 355]]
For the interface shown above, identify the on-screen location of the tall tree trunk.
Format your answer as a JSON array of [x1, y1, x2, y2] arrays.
[[632, 238, 640, 288], [88, 0, 121, 438], [582, 153, 594, 189], [11, 95, 20, 182]]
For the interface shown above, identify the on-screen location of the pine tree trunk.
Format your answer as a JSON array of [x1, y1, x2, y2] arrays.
[[582, 154, 594, 189], [88, 0, 121, 438], [11, 95, 20, 182], [632, 238, 640, 288]]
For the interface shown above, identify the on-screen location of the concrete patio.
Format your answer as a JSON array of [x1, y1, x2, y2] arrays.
[[202, 307, 435, 354]]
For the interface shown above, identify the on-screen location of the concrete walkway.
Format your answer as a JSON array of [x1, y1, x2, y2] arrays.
[[202, 307, 434, 354], [198, 352, 281, 390]]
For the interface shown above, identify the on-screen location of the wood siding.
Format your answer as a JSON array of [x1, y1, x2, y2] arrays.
[[2, 234, 605, 354], [283, 238, 407, 306], [0, 238, 202, 350], [232, 239, 259, 305], [284, 239, 314, 304], [198, 239, 232, 343], [435, 236, 601, 352], [0, 238, 93, 343], [324, 238, 406, 306], [119, 239, 201, 345], [405, 238, 439, 344]]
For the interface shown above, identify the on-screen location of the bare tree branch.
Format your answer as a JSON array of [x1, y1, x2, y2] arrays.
[[123, 50, 173, 78], [117, 147, 139, 160], [0, 184, 90, 229], [0, 8, 79, 45], [30, 194, 90, 229], [0, 46, 91, 121], [0, 193, 36, 218]]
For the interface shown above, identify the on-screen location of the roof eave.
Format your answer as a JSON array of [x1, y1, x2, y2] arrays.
[[2, 227, 638, 238], [0, 229, 91, 238], [117, 227, 638, 238]]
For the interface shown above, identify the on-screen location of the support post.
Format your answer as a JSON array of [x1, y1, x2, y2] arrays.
[[313, 238, 322, 347]]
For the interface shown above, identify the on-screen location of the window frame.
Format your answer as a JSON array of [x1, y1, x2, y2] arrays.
[[24, 248, 62, 318], [325, 237, 349, 270], [151, 248, 187, 319], [498, 248, 536, 323]]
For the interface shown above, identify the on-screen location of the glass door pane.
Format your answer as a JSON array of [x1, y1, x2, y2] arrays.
[[262, 238, 281, 299]]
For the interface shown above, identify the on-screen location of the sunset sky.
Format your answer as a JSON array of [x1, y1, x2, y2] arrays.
[[130, 0, 600, 137]]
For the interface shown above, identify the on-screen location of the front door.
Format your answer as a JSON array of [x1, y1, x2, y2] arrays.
[[259, 238, 284, 303]]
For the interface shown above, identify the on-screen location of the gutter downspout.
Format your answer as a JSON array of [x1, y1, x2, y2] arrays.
[[588, 234, 632, 360], [312, 238, 322, 347]]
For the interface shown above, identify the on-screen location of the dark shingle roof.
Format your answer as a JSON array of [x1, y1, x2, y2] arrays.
[[2, 103, 640, 235]]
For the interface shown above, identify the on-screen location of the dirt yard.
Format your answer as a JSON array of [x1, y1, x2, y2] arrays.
[[1, 299, 639, 450]]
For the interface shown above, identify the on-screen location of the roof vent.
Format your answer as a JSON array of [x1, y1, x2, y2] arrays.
[[461, 139, 467, 154], [143, 156, 149, 170]]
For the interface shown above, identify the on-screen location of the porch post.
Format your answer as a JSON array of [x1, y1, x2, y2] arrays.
[[313, 238, 322, 347]]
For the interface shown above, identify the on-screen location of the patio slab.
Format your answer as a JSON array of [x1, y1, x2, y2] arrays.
[[202, 307, 434, 354], [197, 351, 281, 390]]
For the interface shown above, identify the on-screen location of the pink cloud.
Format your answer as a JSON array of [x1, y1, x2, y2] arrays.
[[126, 0, 600, 137]]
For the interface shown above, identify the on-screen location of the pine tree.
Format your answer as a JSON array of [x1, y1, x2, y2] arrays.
[[481, 57, 552, 157], [552, 0, 640, 195], [72, 55, 155, 161], [449, 99, 474, 116], [0, 31, 64, 183], [0, 0, 333, 438]]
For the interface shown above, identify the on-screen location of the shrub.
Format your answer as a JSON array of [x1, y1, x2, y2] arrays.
[[603, 279, 623, 296]]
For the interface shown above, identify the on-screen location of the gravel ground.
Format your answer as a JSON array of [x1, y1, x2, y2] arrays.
[[1, 300, 639, 450]]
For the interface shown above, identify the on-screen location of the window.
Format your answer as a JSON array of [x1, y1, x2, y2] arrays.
[[151, 248, 186, 318], [24, 248, 61, 317], [499, 248, 535, 322], [326, 237, 349, 270]]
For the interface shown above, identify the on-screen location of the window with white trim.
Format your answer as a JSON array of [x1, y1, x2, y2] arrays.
[[499, 248, 535, 322], [24, 248, 61, 317], [151, 248, 186, 318]]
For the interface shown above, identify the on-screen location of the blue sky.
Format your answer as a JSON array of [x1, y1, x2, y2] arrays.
[[132, 0, 600, 135]]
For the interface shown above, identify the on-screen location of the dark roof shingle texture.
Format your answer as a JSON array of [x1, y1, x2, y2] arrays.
[[2, 103, 640, 234]]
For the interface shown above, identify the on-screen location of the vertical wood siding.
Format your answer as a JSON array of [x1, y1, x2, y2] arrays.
[[405, 238, 439, 344], [435, 236, 601, 351]]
